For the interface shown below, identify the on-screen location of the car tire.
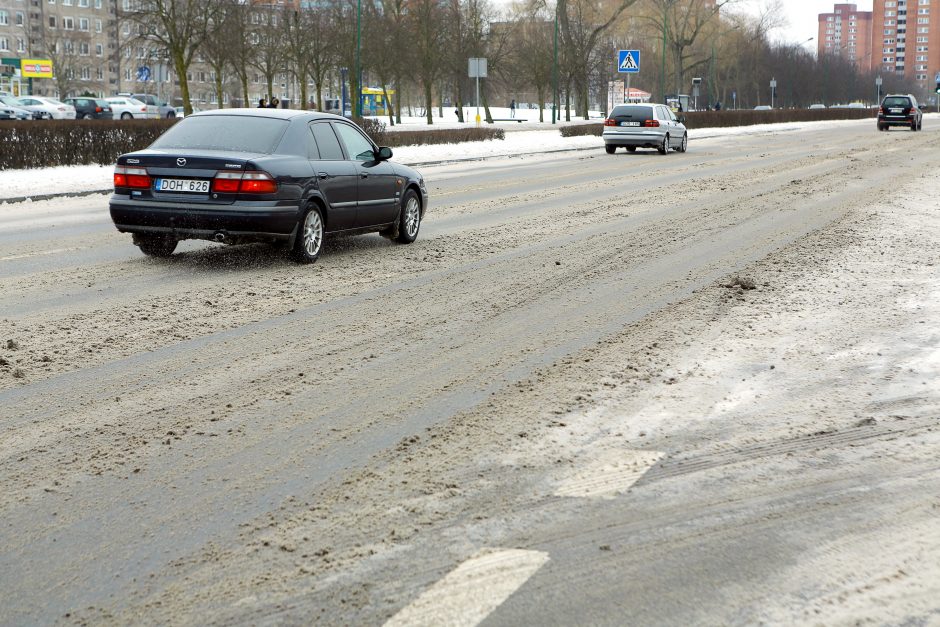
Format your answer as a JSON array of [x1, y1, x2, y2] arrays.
[[658, 134, 669, 155], [121, 112, 132, 119], [626, 146, 636, 153], [395, 189, 422, 244], [605, 144, 616, 154], [676, 133, 688, 153], [133, 234, 177, 258], [877, 123, 886, 131], [290, 204, 325, 264], [167, 111, 176, 119]]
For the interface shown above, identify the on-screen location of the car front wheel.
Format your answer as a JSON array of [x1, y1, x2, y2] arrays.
[[290, 204, 324, 264], [133, 234, 177, 257], [121, 112, 132, 119], [395, 189, 422, 244], [676, 133, 688, 153]]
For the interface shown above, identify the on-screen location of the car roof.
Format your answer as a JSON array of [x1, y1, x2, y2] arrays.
[[190, 108, 346, 122]]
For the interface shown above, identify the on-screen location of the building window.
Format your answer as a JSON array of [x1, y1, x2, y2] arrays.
[[95, 43, 102, 55], [0, 37, 9, 51], [79, 17, 89, 31], [15, 11, 25, 25], [62, 16, 74, 29], [16, 37, 26, 52], [48, 15, 56, 27], [0, 10, 8, 25]]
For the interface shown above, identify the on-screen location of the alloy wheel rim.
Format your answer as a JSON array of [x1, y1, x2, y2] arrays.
[[404, 197, 420, 237], [303, 210, 323, 256]]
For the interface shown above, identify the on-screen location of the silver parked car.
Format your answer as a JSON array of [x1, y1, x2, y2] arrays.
[[603, 103, 687, 154]]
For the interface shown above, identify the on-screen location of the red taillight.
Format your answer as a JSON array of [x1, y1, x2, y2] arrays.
[[114, 165, 151, 189], [212, 171, 241, 193], [878, 106, 884, 114], [95, 106, 102, 112], [644, 119, 660, 127], [604, 118, 617, 126], [212, 170, 277, 194], [239, 172, 277, 193]]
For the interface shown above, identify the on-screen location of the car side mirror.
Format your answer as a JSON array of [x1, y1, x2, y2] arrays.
[[677, 115, 686, 124], [376, 146, 393, 161]]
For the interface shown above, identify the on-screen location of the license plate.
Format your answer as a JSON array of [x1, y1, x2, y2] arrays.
[[889, 108, 902, 113], [154, 178, 210, 193], [620, 121, 641, 126]]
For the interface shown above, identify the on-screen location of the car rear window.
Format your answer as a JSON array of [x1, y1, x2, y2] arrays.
[[609, 105, 654, 120], [883, 97, 911, 107], [150, 115, 289, 154]]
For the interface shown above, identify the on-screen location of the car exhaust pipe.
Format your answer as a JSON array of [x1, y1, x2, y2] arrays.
[[213, 231, 227, 243]]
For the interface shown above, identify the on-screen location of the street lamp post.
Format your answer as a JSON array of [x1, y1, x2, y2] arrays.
[[875, 75, 883, 106], [355, 0, 362, 118]]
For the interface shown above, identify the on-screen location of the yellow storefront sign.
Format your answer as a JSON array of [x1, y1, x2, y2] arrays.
[[21, 59, 54, 79]]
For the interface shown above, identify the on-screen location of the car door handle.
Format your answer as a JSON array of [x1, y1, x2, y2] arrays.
[[317, 172, 330, 179], [360, 172, 369, 179]]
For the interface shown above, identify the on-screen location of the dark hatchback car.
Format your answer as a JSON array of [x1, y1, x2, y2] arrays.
[[64, 97, 114, 120], [109, 109, 428, 263], [877, 94, 922, 131]]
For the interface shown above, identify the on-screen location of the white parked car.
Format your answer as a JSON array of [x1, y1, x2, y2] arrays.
[[105, 96, 155, 119], [16, 96, 77, 120]]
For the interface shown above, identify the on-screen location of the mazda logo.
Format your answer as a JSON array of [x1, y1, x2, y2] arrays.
[[176, 158, 186, 167]]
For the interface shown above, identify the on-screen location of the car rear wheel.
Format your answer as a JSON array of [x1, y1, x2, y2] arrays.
[[676, 133, 688, 153], [121, 112, 132, 119], [877, 123, 886, 131], [658, 134, 669, 155], [133, 234, 177, 258], [605, 144, 616, 154], [290, 204, 324, 264], [626, 146, 636, 153], [395, 189, 422, 244]]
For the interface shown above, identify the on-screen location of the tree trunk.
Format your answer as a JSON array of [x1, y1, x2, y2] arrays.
[[215, 74, 224, 109], [174, 54, 191, 115], [424, 81, 433, 125], [300, 77, 309, 111], [383, 84, 394, 126], [537, 87, 545, 122], [482, 84, 493, 124], [395, 78, 402, 124]]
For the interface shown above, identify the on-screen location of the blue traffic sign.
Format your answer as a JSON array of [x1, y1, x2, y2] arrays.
[[617, 50, 640, 73], [136, 66, 151, 82]]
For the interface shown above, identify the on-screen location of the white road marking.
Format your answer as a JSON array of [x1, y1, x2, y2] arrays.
[[555, 449, 665, 499], [0, 247, 77, 262], [384, 548, 549, 627]]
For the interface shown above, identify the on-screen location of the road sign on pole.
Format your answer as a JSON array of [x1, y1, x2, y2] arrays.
[[468, 58, 487, 124], [617, 50, 640, 74]]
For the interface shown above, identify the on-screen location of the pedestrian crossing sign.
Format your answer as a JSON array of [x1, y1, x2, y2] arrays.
[[618, 50, 640, 73]]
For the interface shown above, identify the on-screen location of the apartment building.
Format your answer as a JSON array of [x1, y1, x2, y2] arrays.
[[818, 3, 874, 72], [872, 0, 939, 88]]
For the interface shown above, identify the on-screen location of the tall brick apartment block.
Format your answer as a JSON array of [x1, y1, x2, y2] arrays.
[[818, 3, 874, 72], [871, 0, 940, 88]]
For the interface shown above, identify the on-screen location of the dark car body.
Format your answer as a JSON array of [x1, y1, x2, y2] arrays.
[[109, 109, 428, 261], [878, 94, 922, 131], [64, 97, 114, 120]]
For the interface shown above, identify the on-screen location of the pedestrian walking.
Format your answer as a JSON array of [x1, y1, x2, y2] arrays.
[[714, 101, 722, 111], [269, 97, 280, 109], [258, 98, 267, 108], [510, 99, 516, 118]]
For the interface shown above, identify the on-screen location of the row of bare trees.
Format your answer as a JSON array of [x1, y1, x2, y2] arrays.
[[116, 0, 923, 120]]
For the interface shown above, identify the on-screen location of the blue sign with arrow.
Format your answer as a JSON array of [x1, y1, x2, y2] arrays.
[[617, 50, 640, 74]]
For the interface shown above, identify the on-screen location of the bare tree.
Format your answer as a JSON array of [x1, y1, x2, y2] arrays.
[[556, 0, 641, 118], [409, 0, 447, 123], [122, 0, 224, 114]]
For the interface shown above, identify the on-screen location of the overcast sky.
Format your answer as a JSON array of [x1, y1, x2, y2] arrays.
[[740, 0, 874, 51]]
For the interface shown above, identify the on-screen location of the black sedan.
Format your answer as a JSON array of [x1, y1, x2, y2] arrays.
[[109, 109, 428, 263], [64, 97, 114, 120]]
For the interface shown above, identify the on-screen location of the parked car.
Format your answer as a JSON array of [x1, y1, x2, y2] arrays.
[[878, 94, 922, 131], [808, 103, 826, 109], [64, 97, 114, 120], [16, 96, 76, 120], [109, 109, 428, 263], [105, 96, 154, 119], [173, 106, 202, 118], [753, 105, 772, 111], [602, 103, 688, 155], [0, 103, 16, 120], [121, 93, 176, 118], [0, 95, 40, 120]]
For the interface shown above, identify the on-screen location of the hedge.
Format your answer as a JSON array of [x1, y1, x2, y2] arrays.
[[0, 116, 504, 170], [559, 107, 877, 137]]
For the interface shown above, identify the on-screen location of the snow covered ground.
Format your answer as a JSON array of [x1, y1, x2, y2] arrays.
[[0, 115, 885, 202]]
